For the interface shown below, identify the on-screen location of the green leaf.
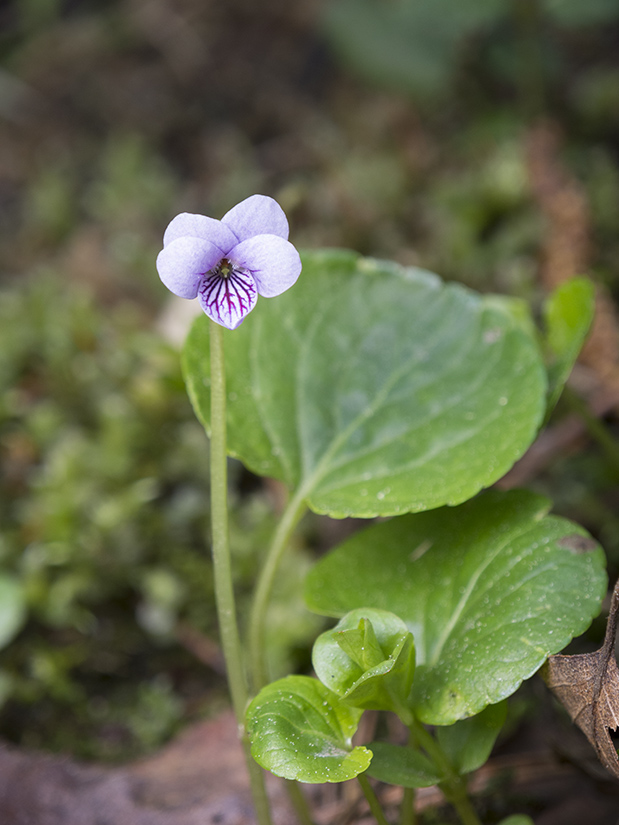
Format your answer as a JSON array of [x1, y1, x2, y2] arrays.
[[246, 675, 372, 783], [544, 277, 595, 413], [305, 488, 607, 724], [0, 575, 27, 650], [313, 608, 415, 716], [497, 817, 534, 825], [183, 250, 547, 518], [365, 741, 445, 788], [436, 701, 507, 774]]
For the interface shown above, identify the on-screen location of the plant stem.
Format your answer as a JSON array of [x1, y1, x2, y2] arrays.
[[248, 486, 308, 690], [357, 774, 391, 825], [410, 719, 482, 825], [285, 779, 316, 825], [209, 320, 273, 825], [564, 386, 619, 474], [400, 787, 417, 825]]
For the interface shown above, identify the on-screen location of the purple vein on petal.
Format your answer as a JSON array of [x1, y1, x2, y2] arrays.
[[198, 269, 258, 329]]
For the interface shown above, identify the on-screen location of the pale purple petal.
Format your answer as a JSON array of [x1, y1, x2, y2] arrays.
[[163, 213, 238, 253], [198, 269, 258, 329], [157, 237, 223, 299], [222, 195, 289, 243], [229, 235, 302, 298]]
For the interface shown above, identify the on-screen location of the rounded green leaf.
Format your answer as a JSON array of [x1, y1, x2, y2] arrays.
[[365, 741, 445, 788], [246, 675, 372, 783], [498, 817, 534, 825], [183, 250, 547, 518], [0, 575, 26, 650], [305, 489, 607, 724], [313, 608, 415, 716]]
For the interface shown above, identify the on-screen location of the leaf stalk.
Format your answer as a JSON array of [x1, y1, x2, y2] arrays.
[[410, 718, 482, 825], [248, 486, 308, 690]]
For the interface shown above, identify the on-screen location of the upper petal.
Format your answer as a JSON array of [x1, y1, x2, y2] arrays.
[[163, 213, 238, 253], [156, 237, 223, 299], [222, 195, 289, 243], [229, 235, 302, 298]]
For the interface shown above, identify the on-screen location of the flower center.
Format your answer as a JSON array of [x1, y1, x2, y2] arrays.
[[215, 257, 234, 278]]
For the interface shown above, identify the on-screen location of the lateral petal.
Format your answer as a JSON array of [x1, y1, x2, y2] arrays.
[[230, 235, 302, 298], [156, 237, 222, 299]]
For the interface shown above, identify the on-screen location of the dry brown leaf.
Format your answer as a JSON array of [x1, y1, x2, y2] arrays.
[[543, 579, 619, 780]]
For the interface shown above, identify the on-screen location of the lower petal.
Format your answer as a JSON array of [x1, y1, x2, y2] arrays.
[[198, 270, 258, 330]]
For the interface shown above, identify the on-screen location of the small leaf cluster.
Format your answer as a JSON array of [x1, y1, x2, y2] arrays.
[[247, 489, 605, 786], [183, 249, 605, 810]]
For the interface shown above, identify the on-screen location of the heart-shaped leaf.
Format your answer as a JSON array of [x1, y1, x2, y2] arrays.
[[183, 250, 547, 518], [313, 608, 415, 717], [544, 277, 595, 413], [365, 741, 445, 788], [246, 675, 372, 783], [305, 489, 607, 724], [436, 700, 507, 774]]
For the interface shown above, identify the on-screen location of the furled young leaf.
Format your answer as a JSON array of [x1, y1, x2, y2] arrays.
[[0, 575, 26, 650], [436, 701, 507, 774], [305, 489, 607, 724], [544, 277, 595, 413], [246, 675, 372, 783], [365, 741, 445, 788], [183, 250, 546, 518], [312, 608, 415, 717], [543, 578, 619, 780]]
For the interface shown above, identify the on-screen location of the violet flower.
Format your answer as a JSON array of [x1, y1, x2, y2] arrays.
[[156, 194, 302, 330]]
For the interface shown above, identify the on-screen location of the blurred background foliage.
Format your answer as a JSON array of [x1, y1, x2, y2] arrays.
[[0, 0, 619, 762]]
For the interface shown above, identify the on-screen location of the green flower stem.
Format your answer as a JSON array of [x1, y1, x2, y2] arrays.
[[248, 486, 308, 690], [410, 719, 482, 825], [357, 774, 391, 825], [209, 320, 273, 825]]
